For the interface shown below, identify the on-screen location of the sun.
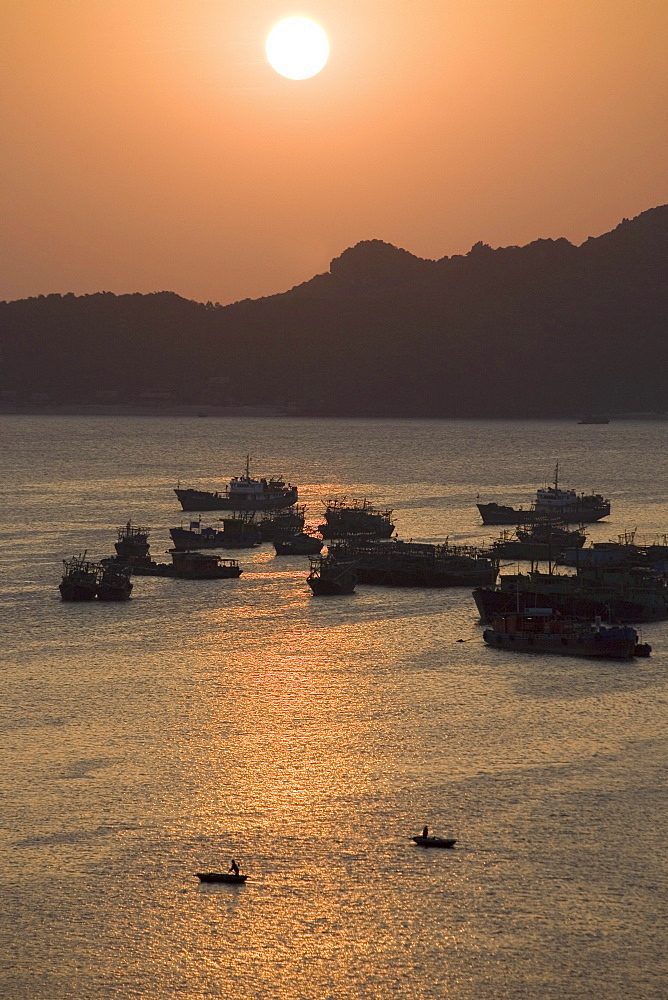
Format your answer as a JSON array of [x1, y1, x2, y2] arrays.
[[266, 17, 329, 80]]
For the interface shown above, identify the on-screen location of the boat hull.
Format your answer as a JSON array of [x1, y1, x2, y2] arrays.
[[308, 577, 356, 595], [195, 872, 248, 884], [478, 502, 609, 525], [175, 487, 297, 512], [170, 526, 261, 550], [96, 583, 133, 601], [59, 582, 97, 601], [274, 534, 323, 555], [483, 627, 637, 658], [412, 836, 457, 849], [472, 585, 667, 624]]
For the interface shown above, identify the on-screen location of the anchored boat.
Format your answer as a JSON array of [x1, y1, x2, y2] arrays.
[[473, 563, 668, 624], [307, 555, 358, 595], [331, 538, 497, 588], [170, 514, 261, 551], [175, 456, 298, 512], [490, 520, 586, 562], [273, 531, 323, 555], [96, 562, 133, 601], [59, 554, 101, 601], [477, 464, 610, 525], [169, 550, 242, 579], [483, 611, 640, 659], [318, 498, 395, 539]]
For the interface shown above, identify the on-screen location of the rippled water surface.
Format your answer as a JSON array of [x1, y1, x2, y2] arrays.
[[1, 416, 667, 999]]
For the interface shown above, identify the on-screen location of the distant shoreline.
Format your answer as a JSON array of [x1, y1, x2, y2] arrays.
[[0, 406, 666, 420], [0, 404, 297, 418]]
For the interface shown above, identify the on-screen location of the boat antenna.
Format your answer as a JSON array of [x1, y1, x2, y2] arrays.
[[245, 454, 251, 478]]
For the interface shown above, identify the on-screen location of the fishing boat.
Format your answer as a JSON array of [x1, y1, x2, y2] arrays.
[[175, 456, 298, 512], [412, 835, 457, 849], [169, 514, 261, 551], [483, 611, 640, 659], [307, 555, 358, 595], [273, 531, 323, 555], [114, 522, 150, 563], [473, 563, 668, 624], [477, 465, 610, 525], [331, 538, 497, 588], [490, 520, 586, 561], [258, 505, 305, 541], [59, 554, 101, 601], [96, 562, 133, 601], [169, 550, 242, 579], [318, 498, 395, 539], [559, 531, 668, 572], [195, 872, 248, 884]]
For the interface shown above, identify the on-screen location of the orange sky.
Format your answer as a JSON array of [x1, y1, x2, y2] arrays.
[[2, 0, 667, 304]]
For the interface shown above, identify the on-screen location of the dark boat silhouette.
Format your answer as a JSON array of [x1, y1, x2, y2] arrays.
[[59, 554, 100, 601], [195, 872, 248, 884], [175, 456, 298, 512]]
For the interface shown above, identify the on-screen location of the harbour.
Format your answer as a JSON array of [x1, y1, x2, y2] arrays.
[[2, 415, 667, 1000]]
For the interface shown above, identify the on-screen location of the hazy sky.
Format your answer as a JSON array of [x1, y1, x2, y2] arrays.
[[2, 0, 666, 304]]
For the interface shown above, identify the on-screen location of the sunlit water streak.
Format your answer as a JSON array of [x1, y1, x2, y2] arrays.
[[1, 416, 667, 999]]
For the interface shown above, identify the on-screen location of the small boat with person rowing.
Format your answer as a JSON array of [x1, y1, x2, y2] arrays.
[[195, 872, 248, 884], [413, 826, 457, 849]]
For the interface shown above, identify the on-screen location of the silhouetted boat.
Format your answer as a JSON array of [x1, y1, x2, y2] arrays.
[[195, 872, 248, 884], [307, 555, 357, 595], [483, 611, 639, 658], [258, 504, 306, 541], [59, 554, 100, 601], [473, 564, 668, 623], [274, 531, 323, 555], [477, 465, 610, 525], [559, 530, 668, 572], [412, 835, 457, 849], [318, 498, 395, 539], [170, 515, 261, 551], [175, 456, 298, 512], [96, 562, 133, 601], [169, 550, 242, 579], [114, 522, 150, 563], [332, 538, 497, 587], [490, 520, 586, 561]]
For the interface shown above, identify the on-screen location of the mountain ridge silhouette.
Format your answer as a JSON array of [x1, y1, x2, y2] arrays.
[[1, 205, 666, 417]]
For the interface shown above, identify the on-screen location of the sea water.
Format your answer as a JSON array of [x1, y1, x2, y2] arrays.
[[1, 415, 667, 999]]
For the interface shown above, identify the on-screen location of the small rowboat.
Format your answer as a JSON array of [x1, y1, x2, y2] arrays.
[[195, 872, 248, 884], [412, 836, 457, 849]]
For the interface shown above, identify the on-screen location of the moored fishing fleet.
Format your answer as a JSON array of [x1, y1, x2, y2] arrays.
[[58, 457, 661, 658]]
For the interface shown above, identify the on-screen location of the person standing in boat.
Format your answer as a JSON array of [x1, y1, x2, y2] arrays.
[[422, 825, 429, 839], [228, 859, 239, 876]]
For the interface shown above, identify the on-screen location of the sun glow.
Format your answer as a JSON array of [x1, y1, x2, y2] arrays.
[[266, 18, 329, 80]]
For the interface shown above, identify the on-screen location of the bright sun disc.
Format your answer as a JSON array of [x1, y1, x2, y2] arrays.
[[266, 17, 329, 80]]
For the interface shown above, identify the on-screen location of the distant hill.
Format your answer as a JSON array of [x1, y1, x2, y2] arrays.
[[1, 206, 667, 417]]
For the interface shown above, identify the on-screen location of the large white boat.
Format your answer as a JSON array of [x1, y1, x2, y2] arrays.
[[477, 464, 610, 524], [175, 456, 298, 512]]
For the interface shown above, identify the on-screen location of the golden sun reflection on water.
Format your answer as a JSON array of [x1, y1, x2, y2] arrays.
[[186, 619, 384, 843]]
